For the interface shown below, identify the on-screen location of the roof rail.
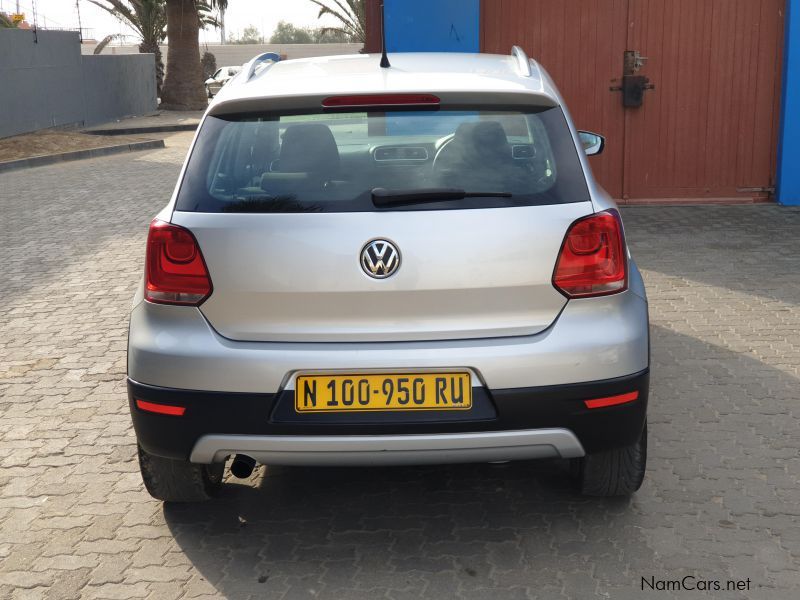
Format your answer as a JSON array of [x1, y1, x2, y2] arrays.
[[244, 52, 281, 82], [511, 46, 532, 77]]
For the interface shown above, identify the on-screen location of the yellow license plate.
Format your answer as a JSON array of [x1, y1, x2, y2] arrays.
[[295, 372, 472, 413]]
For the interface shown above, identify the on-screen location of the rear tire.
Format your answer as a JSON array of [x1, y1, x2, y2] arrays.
[[572, 422, 647, 496], [137, 444, 224, 503]]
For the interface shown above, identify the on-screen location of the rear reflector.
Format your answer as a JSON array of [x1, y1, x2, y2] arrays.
[[322, 94, 441, 108], [145, 219, 212, 306], [553, 210, 627, 298], [584, 391, 639, 409], [135, 399, 186, 416]]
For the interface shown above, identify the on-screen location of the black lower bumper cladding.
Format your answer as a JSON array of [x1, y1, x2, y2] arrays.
[[128, 369, 649, 461]]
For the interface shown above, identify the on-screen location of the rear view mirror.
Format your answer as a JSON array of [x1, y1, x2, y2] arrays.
[[578, 131, 605, 156]]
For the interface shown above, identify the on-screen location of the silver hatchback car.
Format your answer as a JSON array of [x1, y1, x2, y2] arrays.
[[128, 48, 650, 502]]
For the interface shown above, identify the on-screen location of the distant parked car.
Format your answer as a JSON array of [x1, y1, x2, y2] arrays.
[[204, 66, 241, 98]]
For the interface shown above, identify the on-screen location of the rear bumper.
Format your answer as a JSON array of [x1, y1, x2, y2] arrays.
[[128, 368, 649, 464]]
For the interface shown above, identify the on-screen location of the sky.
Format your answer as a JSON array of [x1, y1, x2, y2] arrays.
[[2, 0, 337, 44]]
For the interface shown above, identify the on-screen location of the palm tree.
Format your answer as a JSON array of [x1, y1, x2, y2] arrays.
[[309, 0, 365, 44], [160, 0, 227, 110], [88, 1, 167, 95], [89, 0, 219, 100]]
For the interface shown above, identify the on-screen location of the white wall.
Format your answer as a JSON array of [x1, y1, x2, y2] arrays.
[[82, 43, 363, 66]]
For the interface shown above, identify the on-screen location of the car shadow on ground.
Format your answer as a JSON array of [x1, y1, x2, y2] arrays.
[[162, 323, 799, 600], [164, 459, 623, 599]]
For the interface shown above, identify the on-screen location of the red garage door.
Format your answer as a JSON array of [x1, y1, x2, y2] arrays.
[[482, 0, 785, 202]]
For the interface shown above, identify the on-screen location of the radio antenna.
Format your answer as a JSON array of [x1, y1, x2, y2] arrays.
[[380, 1, 390, 68]]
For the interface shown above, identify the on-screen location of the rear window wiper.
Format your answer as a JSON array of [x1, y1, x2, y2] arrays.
[[372, 187, 512, 207]]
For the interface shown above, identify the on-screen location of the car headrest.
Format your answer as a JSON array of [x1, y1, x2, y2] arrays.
[[454, 121, 511, 161], [435, 121, 517, 189], [278, 123, 340, 176]]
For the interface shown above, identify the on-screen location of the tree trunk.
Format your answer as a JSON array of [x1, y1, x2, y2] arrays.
[[161, 0, 207, 110]]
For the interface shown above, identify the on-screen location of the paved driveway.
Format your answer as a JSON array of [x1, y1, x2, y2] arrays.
[[0, 138, 798, 600]]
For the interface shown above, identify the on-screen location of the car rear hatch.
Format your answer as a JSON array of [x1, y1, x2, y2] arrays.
[[172, 202, 591, 342], [169, 98, 594, 343]]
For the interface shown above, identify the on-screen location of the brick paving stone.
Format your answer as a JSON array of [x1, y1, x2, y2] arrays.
[[1, 134, 799, 599]]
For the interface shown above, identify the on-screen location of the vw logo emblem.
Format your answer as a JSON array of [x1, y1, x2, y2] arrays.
[[361, 239, 400, 279]]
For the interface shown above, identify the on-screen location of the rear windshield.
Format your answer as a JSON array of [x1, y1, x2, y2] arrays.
[[175, 107, 590, 213]]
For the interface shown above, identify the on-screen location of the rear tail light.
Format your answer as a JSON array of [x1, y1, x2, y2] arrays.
[[145, 219, 212, 306], [552, 210, 627, 298]]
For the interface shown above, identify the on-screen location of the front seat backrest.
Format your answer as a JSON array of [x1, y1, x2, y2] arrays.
[[437, 121, 513, 188], [458, 121, 512, 167], [278, 123, 340, 180]]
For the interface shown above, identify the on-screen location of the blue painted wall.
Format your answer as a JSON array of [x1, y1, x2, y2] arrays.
[[777, 0, 800, 205], [384, 0, 480, 53]]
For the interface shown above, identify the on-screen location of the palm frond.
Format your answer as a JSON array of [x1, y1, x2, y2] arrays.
[[87, 0, 168, 43], [195, 0, 220, 29], [87, 0, 143, 37], [93, 34, 120, 54], [308, 0, 365, 42], [202, 0, 227, 12]]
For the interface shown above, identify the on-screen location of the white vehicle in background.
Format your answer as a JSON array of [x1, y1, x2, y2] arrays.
[[204, 66, 242, 98]]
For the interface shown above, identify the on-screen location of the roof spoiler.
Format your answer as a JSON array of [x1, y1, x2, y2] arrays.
[[242, 52, 281, 82]]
